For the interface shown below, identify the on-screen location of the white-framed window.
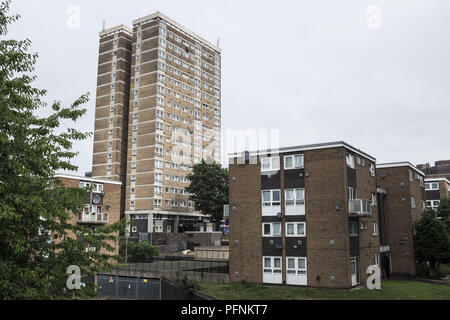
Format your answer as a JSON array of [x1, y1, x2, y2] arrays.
[[371, 193, 377, 206], [360, 221, 368, 230], [409, 169, 413, 182], [93, 183, 103, 193], [261, 156, 280, 171], [286, 257, 307, 285], [346, 153, 355, 169], [262, 190, 281, 215], [425, 182, 439, 190], [369, 163, 375, 177], [79, 182, 91, 189], [373, 253, 379, 266], [154, 199, 162, 208], [263, 256, 282, 284], [372, 222, 379, 236], [262, 223, 281, 237], [285, 189, 305, 215], [411, 196, 416, 208], [285, 222, 306, 237], [284, 154, 304, 169], [426, 200, 440, 210], [348, 187, 356, 200], [349, 221, 358, 236]]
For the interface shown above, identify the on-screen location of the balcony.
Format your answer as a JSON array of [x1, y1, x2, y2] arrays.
[[348, 199, 372, 217], [77, 212, 109, 224]]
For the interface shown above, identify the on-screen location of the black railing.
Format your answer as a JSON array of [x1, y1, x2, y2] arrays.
[[119, 257, 229, 274]]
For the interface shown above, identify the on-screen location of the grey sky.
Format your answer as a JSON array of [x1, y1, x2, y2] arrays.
[[7, 0, 450, 175]]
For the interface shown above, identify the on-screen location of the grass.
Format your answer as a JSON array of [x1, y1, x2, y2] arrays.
[[199, 280, 450, 300]]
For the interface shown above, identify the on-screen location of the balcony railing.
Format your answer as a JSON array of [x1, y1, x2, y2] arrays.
[[77, 212, 109, 224], [348, 199, 372, 216]]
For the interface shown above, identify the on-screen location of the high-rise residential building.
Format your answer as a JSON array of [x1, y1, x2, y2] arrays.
[[92, 12, 222, 234]]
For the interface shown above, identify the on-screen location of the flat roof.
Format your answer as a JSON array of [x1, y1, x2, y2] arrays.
[[54, 174, 122, 186], [99, 24, 133, 37], [376, 162, 425, 176], [228, 141, 376, 162], [425, 177, 450, 184], [132, 11, 221, 54]]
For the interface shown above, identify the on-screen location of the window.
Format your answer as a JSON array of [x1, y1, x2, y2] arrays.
[[348, 187, 355, 200], [425, 182, 439, 190], [284, 154, 304, 169], [369, 163, 375, 176], [372, 222, 379, 236], [262, 190, 281, 207], [154, 199, 162, 208], [360, 221, 368, 230], [286, 257, 307, 275], [261, 156, 280, 171], [409, 169, 413, 182], [373, 253, 379, 266], [263, 257, 282, 275], [371, 193, 377, 206], [285, 222, 306, 237], [285, 189, 305, 215], [349, 221, 358, 236], [262, 223, 281, 237], [346, 153, 355, 169], [411, 196, 416, 208]]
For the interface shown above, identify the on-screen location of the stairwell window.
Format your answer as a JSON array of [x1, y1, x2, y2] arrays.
[[411, 196, 416, 208], [369, 163, 375, 176], [346, 153, 355, 169], [349, 221, 358, 236], [372, 222, 379, 236]]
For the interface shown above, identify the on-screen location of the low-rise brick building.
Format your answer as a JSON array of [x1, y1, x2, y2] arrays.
[[228, 141, 380, 289], [375, 162, 426, 278], [424, 177, 450, 210], [55, 174, 122, 254]]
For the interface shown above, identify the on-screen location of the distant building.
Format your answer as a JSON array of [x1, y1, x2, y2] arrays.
[[417, 160, 450, 180]]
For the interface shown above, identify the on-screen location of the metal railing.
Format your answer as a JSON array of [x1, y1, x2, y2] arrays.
[[77, 213, 109, 224], [118, 257, 229, 274]]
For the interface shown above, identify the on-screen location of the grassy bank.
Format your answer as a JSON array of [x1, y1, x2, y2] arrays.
[[199, 280, 450, 300]]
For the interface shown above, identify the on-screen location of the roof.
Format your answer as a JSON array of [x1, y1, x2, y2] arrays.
[[376, 162, 425, 176], [54, 174, 122, 186], [99, 24, 133, 37], [132, 11, 221, 54], [228, 141, 376, 162], [424, 177, 450, 184]]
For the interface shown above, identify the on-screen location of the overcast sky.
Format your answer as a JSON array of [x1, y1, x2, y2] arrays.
[[7, 0, 450, 175]]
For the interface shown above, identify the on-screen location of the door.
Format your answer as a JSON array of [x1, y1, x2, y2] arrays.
[[286, 257, 307, 285], [263, 257, 282, 284], [350, 257, 358, 286]]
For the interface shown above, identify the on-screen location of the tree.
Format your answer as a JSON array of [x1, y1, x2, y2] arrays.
[[436, 197, 450, 234], [0, 1, 124, 299], [414, 209, 450, 278], [185, 160, 228, 223]]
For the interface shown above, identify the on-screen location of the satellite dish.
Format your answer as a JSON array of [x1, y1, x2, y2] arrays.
[[275, 240, 283, 250], [277, 212, 283, 219], [92, 194, 102, 205]]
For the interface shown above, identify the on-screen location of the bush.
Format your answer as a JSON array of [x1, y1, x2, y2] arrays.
[[437, 264, 450, 278], [182, 276, 201, 295], [120, 240, 160, 259]]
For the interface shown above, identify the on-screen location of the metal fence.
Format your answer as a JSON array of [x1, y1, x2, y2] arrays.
[[118, 256, 229, 274]]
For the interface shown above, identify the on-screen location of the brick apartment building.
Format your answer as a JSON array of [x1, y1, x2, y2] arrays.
[[91, 12, 222, 235], [228, 141, 381, 289], [54, 174, 122, 254], [375, 163, 425, 277], [424, 177, 450, 210]]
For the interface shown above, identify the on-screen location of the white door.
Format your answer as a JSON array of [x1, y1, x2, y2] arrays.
[[350, 257, 358, 286], [263, 257, 282, 284], [286, 257, 307, 285]]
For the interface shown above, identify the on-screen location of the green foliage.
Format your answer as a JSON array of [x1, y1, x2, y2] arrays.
[[0, 1, 124, 299], [185, 160, 229, 223], [414, 209, 450, 278], [182, 276, 201, 295], [123, 241, 160, 259], [436, 197, 450, 233]]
